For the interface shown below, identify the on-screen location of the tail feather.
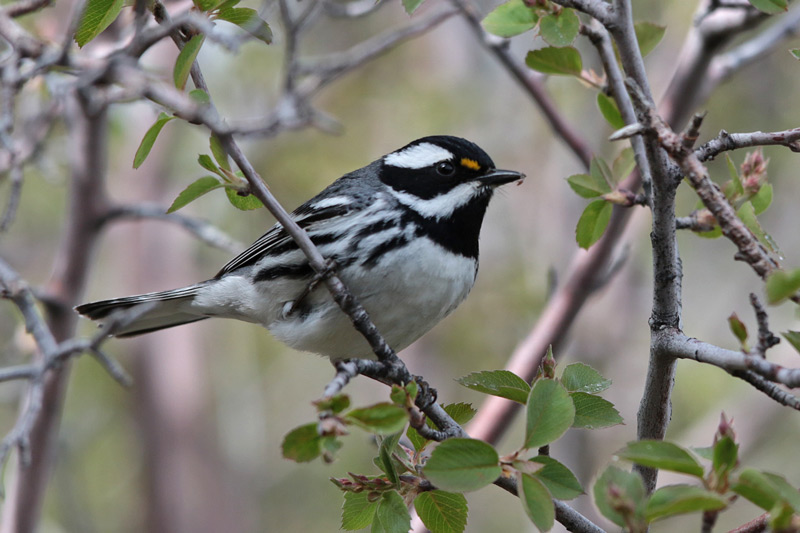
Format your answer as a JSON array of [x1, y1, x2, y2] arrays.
[[76, 283, 210, 337]]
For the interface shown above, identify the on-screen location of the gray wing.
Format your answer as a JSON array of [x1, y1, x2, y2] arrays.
[[214, 162, 381, 277], [214, 202, 355, 277]]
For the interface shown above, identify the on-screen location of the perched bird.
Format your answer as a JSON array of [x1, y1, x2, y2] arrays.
[[76, 136, 525, 360]]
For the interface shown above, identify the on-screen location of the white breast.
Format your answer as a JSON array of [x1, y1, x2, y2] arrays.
[[268, 236, 478, 360]]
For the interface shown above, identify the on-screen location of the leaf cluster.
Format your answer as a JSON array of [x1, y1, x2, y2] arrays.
[[283, 350, 621, 532], [595, 417, 800, 532]]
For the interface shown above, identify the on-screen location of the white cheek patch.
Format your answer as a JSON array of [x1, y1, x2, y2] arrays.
[[390, 182, 481, 220], [384, 143, 453, 169]]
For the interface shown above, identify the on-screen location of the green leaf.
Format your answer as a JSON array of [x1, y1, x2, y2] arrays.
[[316, 393, 350, 414], [422, 438, 501, 492], [194, 0, 224, 11], [414, 490, 468, 533], [378, 432, 403, 484], [597, 92, 626, 130], [402, 0, 425, 15], [519, 473, 555, 531], [441, 403, 478, 426], [570, 392, 624, 429], [482, 0, 538, 38], [74, 0, 125, 47], [525, 46, 582, 76], [174, 34, 205, 90], [282, 423, 321, 462], [770, 501, 796, 532], [133, 113, 174, 169], [372, 491, 411, 533], [345, 403, 408, 435], [189, 89, 210, 105], [593, 465, 647, 528], [766, 269, 800, 304], [645, 485, 728, 522], [732, 468, 783, 510], [225, 187, 264, 210], [617, 440, 704, 478], [591, 157, 614, 188], [692, 446, 714, 461], [456, 370, 530, 404], [712, 435, 739, 482], [751, 183, 773, 215], [634, 21, 666, 57], [612, 148, 636, 183], [695, 225, 723, 239], [209, 134, 230, 171], [748, 0, 788, 14], [167, 176, 223, 213], [342, 491, 378, 531], [738, 201, 777, 253], [216, 7, 273, 43], [782, 330, 800, 354], [575, 199, 613, 250], [561, 362, 612, 393], [524, 378, 575, 449], [539, 8, 580, 47], [791, 49, 800, 60], [726, 154, 744, 197], [763, 472, 800, 513], [530, 455, 584, 500], [728, 312, 749, 350], [198, 153, 220, 174], [566, 173, 611, 199]]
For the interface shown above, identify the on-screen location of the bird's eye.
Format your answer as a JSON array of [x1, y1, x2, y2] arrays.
[[436, 161, 455, 176]]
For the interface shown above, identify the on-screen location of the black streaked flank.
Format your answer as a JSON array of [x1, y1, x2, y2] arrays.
[[362, 234, 410, 267], [254, 262, 314, 282]]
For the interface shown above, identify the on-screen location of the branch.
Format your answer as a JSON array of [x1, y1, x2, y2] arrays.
[[583, 20, 653, 200], [748, 293, 780, 359], [728, 369, 800, 410], [549, 0, 613, 25], [660, 0, 767, 128], [3, 0, 51, 17], [659, 330, 800, 389], [704, 6, 800, 96], [645, 109, 782, 284], [695, 127, 800, 161], [102, 203, 245, 255]]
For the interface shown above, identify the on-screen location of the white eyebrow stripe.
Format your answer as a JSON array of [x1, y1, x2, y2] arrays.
[[383, 143, 453, 169]]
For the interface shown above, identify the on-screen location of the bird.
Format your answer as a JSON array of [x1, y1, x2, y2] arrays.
[[75, 136, 525, 360]]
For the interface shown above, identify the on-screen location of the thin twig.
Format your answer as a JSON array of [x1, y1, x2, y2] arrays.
[[695, 127, 800, 161], [102, 203, 244, 255]]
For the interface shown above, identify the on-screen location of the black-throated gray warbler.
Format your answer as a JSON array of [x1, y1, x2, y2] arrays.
[[76, 136, 525, 359]]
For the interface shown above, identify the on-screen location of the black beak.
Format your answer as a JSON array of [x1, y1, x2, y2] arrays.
[[477, 168, 526, 186]]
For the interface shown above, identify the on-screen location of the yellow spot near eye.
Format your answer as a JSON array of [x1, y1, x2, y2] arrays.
[[460, 158, 481, 171]]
